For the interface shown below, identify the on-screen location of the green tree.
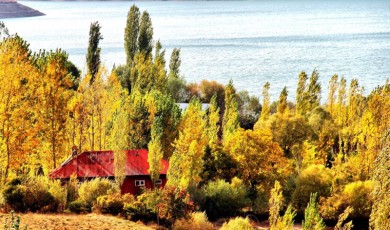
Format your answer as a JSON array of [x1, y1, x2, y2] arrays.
[[138, 11, 153, 58], [302, 193, 325, 230], [169, 48, 181, 79], [86, 21, 103, 84], [124, 5, 140, 65]]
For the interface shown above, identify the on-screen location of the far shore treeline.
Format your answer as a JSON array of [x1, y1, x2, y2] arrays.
[[0, 5, 389, 230]]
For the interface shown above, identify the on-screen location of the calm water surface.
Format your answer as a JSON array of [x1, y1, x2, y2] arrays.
[[4, 0, 390, 100]]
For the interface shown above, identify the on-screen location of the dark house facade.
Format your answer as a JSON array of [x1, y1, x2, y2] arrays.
[[49, 149, 169, 194]]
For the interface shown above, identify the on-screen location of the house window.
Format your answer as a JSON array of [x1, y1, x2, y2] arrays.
[[155, 179, 162, 185], [135, 180, 145, 187]]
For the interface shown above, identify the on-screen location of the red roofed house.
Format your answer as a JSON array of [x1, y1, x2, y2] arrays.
[[49, 149, 168, 195]]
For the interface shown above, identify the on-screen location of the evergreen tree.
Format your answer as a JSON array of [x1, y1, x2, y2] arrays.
[[138, 11, 153, 58], [124, 5, 140, 66], [86, 21, 103, 85]]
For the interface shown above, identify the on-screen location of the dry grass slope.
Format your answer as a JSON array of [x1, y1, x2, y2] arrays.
[[0, 213, 153, 230]]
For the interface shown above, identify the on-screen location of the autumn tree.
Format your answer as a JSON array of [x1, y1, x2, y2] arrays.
[[224, 128, 290, 193], [327, 74, 338, 116], [296, 71, 308, 115], [86, 21, 103, 84], [148, 116, 163, 185], [370, 131, 390, 229], [260, 82, 271, 121], [167, 98, 208, 189], [222, 80, 239, 144], [0, 36, 40, 181], [38, 50, 75, 169], [277, 86, 288, 115]]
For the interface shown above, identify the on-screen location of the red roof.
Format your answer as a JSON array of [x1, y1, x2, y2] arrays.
[[49, 149, 168, 179]]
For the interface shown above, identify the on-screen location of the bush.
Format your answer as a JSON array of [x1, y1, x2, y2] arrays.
[[342, 180, 373, 218], [173, 212, 214, 230], [77, 178, 118, 209], [95, 193, 124, 215], [2, 176, 61, 212], [23, 177, 55, 212], [158, 186, 194, 226], [220, 217, 253, 230], [124, 199, 156, 222], [3, 178, 26, 212], [201, 178, 250, 220], [293, 165, 332, 212], [68, 200, 89, 214]]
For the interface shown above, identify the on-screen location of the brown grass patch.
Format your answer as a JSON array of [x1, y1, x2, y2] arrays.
[[0, 213, 153, 230]]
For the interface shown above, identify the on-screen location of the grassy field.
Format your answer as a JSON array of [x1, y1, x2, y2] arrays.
[[0, 213, 153, 230]]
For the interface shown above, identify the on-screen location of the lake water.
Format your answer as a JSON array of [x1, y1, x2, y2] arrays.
[[3, 0, 390, 100]]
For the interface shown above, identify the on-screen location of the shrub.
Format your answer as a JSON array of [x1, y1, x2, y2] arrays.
[[220, 217, 253, 230], [2, 178, 26, 212], [48, 179, 66, 212], [293, 165, 332, 212], [77, 178, 118, 208], [95, 193, 124, 215], [158, 186, 194, 225], [23, 177, 55, 212], [201, 178, 250, 220], [68, 200, 89, 214], [173, 212, 214, 230], [2, 176, 61, 212], [342, 180, 373, 218], [123, 199, 156, 222]]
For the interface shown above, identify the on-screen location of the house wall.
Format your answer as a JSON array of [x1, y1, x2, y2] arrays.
[[121, 175, 167, 195]]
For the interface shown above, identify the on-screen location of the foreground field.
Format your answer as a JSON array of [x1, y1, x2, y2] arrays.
[[0, 213, 153, 230]]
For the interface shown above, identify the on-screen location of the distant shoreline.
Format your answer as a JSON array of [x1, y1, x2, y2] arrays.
[[0, 1, 44, 19]]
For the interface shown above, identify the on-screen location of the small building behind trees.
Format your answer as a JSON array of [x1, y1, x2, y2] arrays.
[[49, 149, 168, 195]]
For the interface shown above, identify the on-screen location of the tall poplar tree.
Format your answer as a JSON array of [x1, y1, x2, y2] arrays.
[[260, 82, 271, 121], [327, 74, 338, 116], [296, 71, 308, 116], [148, 116, 163, 185], [124, 5, 140, 65], [86, 21, 103, 85], [167, 98, 208, 189], [277, 86, 288, 115], [138, 11, 153, 58], [169, 48, 181, 79], [222, 80, 239, 144]]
